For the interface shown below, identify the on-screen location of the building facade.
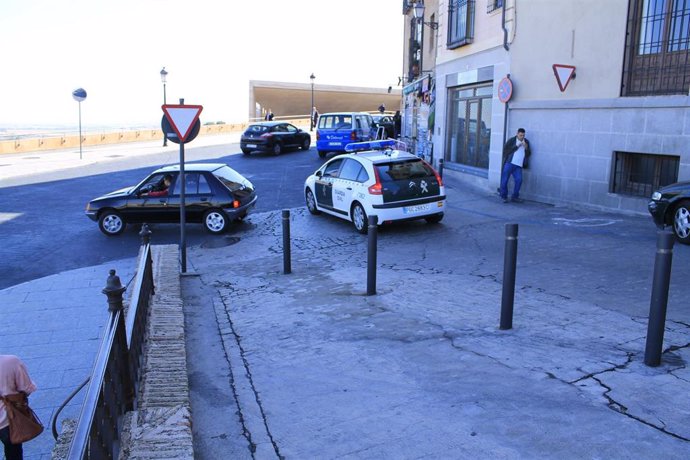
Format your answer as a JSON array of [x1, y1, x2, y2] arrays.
[[403, 0, 690, 215]]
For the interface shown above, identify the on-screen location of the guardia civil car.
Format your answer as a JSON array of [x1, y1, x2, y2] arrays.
[[304, 140, 446, 233]]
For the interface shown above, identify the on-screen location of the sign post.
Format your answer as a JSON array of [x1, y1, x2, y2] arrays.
[[161, 100, 203, 273]]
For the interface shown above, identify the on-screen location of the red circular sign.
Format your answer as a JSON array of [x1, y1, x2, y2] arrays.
[[498, 77, 513, 103]]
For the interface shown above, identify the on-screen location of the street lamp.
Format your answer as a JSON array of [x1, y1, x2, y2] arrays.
[[310, 73, 316, 131], [160, 67, 168, 146], [72, 88, 87, 160], [412, 2, 438, 29]]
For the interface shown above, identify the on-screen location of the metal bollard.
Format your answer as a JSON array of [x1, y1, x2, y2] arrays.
[[500, 223, 519, 330], [438, 158, 444, 179], [367, 215, 378, 296], [282, 209, 291, 274], [644, 230, 675, 367], [139, 223, 152, 245], [102, 269, 126, 313]]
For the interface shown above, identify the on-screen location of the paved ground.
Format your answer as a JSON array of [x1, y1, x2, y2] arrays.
[[2, 136, 689, 459]]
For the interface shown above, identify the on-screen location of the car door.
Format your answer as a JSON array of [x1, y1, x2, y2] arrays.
[[331, 158, 367, 215], [315, 158, 343, 210], [169, 172, 214, 222], [284, 123, 299, 148], [126, 173, 176, 223]]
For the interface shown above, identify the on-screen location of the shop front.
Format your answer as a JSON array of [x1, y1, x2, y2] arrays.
[[401, 74, 435, 163]]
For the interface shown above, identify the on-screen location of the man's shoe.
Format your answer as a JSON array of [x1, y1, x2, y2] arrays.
[[511, 197, 524, 203], [501, 197, 509, 203]]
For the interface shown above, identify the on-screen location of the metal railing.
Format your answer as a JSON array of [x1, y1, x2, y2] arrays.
[[54, 230, 155, 459]]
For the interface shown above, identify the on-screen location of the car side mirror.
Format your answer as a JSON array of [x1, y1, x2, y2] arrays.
[[315, 171, 323, 178]]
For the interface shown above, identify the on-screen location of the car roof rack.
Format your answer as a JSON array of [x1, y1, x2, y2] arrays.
[[344, 139, 408, 154]]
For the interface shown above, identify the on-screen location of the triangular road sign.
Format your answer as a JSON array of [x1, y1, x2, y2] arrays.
[[162, 104, 203, 142], [552, 64, 576, 92]]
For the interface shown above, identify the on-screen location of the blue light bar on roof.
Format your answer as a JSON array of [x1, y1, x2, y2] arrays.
[[345, 140, 399, 152]]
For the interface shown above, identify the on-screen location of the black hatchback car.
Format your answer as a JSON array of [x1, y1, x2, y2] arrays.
[[240, 121, 311, 155], [85, 163, 257, 236], [648, 180, 690, 244]]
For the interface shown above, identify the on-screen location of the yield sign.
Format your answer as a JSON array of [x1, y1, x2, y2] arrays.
[[162, 104, 203, 142], [552, 64, 576, 92]]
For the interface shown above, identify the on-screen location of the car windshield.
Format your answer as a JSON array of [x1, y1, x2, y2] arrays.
[[213, 165, 253, 192]]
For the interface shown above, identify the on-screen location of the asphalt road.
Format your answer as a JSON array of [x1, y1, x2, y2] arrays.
[[0, 142, 325, 290]]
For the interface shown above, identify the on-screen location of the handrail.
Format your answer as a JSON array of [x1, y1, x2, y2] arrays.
[[51, 377, 90, 440], [62, 241, 155, 459]]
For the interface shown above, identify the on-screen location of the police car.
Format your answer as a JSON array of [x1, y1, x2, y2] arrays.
[[304, 140, 446, 233]]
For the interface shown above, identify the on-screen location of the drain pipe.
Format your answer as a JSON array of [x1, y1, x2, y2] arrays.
[[502, 1, 510, 51]]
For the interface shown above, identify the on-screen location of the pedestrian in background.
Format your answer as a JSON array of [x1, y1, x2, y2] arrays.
[[378, 103, 386, 114], [393, 110, 401, 138], [499, 128, 531, 203], [265, 109, 274, 121], [0, 355, 38, 460], [312, 107, 319, 130]]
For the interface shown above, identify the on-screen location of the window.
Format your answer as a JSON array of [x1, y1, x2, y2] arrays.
[[447, 0, 475, 49], [174, 173, 211, 195], [611, 151, 679, 196], [339, 159, 365, 182], [622, 0, 690, 95], [323, 159, 343, 178], [445, 83, 492, 169], [487, 0, 503, 14]]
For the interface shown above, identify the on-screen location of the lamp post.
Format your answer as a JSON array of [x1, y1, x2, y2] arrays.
[[412, 2, 438, 29], [160, 67, 168, 146], [310, 73, 316, 131]]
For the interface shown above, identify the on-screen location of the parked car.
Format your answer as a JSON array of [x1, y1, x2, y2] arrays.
[[316, 112, 375, 158], [240, 121, 311, 155], [304, 140, 446, 233], [648, 180, 690, 244], [85, 163, 257, 236], [372, 114, 396, 138]]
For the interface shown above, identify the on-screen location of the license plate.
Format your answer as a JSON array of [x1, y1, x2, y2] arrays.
[[246, 144, 257, 148], [404, 204, 430, 214], [328, 142, 341, 146]]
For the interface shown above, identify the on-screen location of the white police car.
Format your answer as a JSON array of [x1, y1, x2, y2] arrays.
[[304, 140, 446, 233]]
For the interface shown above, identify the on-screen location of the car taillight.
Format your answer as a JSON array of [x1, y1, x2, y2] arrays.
[[368, 168, 383, 195], [233, 199, 241, 208], [350, 130, 357, 141], [423, 159, 444, 187]]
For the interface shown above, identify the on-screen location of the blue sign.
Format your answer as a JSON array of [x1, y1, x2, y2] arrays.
[[72, 88, 87, 102]]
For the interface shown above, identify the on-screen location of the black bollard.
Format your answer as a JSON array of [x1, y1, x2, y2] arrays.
[[102, 269, 126, 314], [500, 223, 519, 330], [438, 158, 444, 179], [367, 215, 378, 296], [644, 230, 675, 367], [282, 209, 291, 274]]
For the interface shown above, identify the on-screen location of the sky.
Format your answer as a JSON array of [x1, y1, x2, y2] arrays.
[[0, 0, 404, 129]]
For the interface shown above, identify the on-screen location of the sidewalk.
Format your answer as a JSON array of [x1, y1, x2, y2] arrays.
[[182, 188, 690, 458]]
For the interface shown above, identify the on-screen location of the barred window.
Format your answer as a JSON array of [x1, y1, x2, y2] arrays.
[[611, 151, 679, 197], [622, 0, 690, 95], [487, 0, 503, 14], [447, 0, 475, 49]]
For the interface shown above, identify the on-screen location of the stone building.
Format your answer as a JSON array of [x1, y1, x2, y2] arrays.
[[403, 0, 690, 214]]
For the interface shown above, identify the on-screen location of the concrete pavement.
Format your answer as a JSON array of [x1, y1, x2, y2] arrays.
[[2, 134, 690, 459]]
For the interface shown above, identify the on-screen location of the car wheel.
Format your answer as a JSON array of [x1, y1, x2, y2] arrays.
[[305, 188, 321, 215], [318, 150, 326, 158], [301, 138, 311, 150], [241, 148, 251, 155], [204, 209, 229, 234], [98, 210, 126, 236], [273, 142, 283, 155], [672, 201, 690, 244], [425, 213, 444, 224], [351, 202, 368, 234]]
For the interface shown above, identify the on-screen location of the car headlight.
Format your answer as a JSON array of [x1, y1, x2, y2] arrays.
[[651, 191, 662, 201]]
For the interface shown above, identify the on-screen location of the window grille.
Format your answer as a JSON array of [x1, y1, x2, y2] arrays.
[[622, 0, 690, 96], [611, 151, 679, 196], [448, 0, 475, 49], [487, 0, 503, 14]]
